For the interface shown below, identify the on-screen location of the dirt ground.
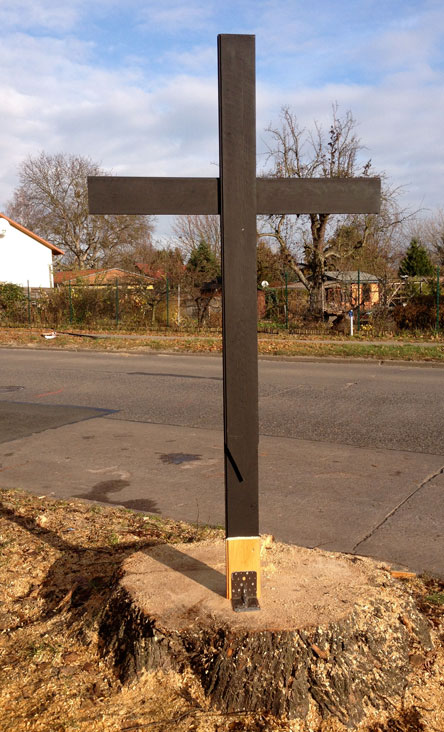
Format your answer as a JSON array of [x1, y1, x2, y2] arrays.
[[0, 487, 443, 732]]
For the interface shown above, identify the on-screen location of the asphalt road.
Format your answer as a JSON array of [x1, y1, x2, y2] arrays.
[[1, 348, 444, 453], [0, 348, 443, 576]]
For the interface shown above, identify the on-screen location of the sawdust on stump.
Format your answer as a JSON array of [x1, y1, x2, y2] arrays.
[[0, 487, 443, 731], [99, 539, 438, 728]]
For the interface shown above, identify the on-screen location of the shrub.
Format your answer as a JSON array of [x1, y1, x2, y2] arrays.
[[0, 283, 27, 323], [0, 283, 26, 309], [368, 305, 396, 336], [393, 295, 442, 331]]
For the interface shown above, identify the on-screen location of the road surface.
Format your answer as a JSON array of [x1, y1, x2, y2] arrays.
[[0, 348, 443, 576]]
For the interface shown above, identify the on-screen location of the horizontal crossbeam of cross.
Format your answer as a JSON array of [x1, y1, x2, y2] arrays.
[[88, 176, 380, 216]]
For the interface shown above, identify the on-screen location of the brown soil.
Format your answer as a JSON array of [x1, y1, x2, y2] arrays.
[[0, 487, 443, 731]]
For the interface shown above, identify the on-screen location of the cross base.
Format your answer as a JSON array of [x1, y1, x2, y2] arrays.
[[231, 570, 260, 612], [225, 536, 261, 603]]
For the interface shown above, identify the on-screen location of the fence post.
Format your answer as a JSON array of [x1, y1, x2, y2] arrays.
[[357, 269, 361, 332], [115, 278, 119, 327], [166, 275, 169, 328], [284, 271, 288, 329], [68, 281, 73, 324], [27, 281, 31, 325], [436, 266, 440, 334]]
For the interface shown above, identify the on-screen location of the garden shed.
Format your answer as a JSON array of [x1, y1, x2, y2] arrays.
[[324, 271, 380, 312], [0, 214, 64, 288]]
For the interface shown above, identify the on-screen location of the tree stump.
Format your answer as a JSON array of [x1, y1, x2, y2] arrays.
[[98, 540, 433, 727]]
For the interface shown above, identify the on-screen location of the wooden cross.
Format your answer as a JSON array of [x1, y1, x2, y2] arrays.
[[88, 34, 380, 612]]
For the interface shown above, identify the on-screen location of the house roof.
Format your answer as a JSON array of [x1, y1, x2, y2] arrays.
[[276, 271, 379, 290], [53, 268, 154, 285], [135, 262, 170, 279], [135, 262, 186, 278], [325, 271, 379, 284], [0, 213, 64, 255], [54, 269, 97, 284]]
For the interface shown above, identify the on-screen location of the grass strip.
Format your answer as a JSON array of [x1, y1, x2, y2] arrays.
[[1, 328, 444, 361]]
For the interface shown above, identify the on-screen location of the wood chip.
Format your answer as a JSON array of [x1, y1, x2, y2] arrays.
[[310, 644, 329, 659]]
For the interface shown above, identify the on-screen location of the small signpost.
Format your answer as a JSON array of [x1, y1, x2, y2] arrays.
[[349, 309, 354, 337], [88, 34, 380, 611]]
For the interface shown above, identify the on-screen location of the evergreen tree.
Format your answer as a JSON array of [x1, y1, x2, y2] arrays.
[[398, 238, 434, 277], [187, 239, 220, 281], [256, 240, 284, 285], [186, 239, 221, 326]]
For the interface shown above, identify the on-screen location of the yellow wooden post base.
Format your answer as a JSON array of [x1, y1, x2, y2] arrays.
[[225, 536, 261, 600]]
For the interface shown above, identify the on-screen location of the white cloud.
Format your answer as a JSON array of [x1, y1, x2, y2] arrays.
[[0, 30, 220, 212], [1, 0, 443, 239], [357, 5, 444, 74], [136, 0, 215, 33], [0, 0, 83, 32], [160, 44, 216, 75], [256, 66, 444, 215]]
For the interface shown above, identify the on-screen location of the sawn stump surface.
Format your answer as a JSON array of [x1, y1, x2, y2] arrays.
[[99, 540, 433, 726]]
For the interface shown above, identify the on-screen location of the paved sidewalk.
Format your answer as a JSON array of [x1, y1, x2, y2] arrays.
[[0, 411, 442, 578]]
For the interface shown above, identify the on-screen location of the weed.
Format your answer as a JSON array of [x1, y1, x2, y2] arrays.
[[143, 513, 162, 523], [27, 640, 59, 660], [89, 505, 103, 514], [425, 592, 444, 605]]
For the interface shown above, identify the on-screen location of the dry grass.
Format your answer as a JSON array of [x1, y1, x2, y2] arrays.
[[1, 326, 444, 362], [0, 488, 443, 732]]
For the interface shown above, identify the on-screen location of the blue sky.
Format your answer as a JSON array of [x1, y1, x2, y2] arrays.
[[1, 0, 443, 239]]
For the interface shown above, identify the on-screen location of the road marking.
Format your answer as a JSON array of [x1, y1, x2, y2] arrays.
[[34, 388, 64, 398]]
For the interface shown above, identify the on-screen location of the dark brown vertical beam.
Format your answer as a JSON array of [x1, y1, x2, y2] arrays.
[[218, 34, 259, 538]]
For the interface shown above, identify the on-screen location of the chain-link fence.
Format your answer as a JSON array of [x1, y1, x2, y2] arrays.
[[0, 280, 224, 332], [0, 269, 441, 335]]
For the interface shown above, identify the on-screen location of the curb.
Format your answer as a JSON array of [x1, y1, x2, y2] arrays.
[[2, 343, 444, 368]]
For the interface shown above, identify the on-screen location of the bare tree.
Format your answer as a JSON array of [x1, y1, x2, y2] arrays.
[[7, 152, 155, 269], [418, 209, 444, 265], [172, 214, 221, 260], [259, 105, 373, 315], [331, 180, 412, 277]]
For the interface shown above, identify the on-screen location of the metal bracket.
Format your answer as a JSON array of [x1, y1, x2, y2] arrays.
[[231, 571, 260, 612]]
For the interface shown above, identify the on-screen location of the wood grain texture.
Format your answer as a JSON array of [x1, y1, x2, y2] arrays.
[[218, 34, 259, 539], [256, 177, 381, 214], [226, 537, 261, 599], [87, 176, 219, 215], [100, 541, 433, 723], [88, 176, 381, 215]]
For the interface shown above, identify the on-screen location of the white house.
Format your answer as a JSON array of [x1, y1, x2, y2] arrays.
[[0, 213, 64, 288]]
